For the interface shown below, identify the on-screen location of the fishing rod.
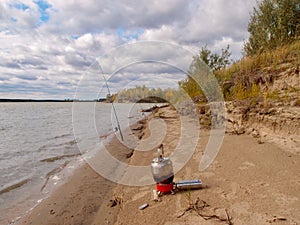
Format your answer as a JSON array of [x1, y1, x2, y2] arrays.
[[103, 75, 124, 142]]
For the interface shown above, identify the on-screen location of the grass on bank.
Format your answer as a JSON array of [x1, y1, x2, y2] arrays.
[[217, 40, 300, 81], [214, 40, 300, 102]]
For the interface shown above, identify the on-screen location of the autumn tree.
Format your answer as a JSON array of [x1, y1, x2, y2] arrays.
[[244, 0, 300, 56], [200, 45, 231, 71], [179, 45, 232, 102]]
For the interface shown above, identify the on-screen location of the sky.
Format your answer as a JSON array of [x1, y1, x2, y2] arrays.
[[0, 0, 257, 99]]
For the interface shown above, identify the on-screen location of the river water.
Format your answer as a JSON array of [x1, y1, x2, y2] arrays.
[[0, 102, 151, 224]]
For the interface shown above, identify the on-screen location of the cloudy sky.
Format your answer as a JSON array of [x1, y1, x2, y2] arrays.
[[0, 0, 257, 99]]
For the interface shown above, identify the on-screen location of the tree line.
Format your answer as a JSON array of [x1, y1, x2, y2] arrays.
[[114, 85, 186, 103]]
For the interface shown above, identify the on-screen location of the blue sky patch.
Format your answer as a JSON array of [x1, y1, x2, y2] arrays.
[[117, 27, 144, 41], [35, 0, 51, 23], [9, 3, 29, 11], [71, 35, 79, 40], [10, 17, 17, 22]]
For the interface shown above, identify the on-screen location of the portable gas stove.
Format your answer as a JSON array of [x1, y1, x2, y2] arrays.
[[151, 144, 202, 194]]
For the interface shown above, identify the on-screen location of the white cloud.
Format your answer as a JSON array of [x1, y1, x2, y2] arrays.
[[75, 33, 94, 49], [139, 25, 179, 42], [45, 0, 190, 33], [183, 0, 255, 42], [0, 0, 257, 99]]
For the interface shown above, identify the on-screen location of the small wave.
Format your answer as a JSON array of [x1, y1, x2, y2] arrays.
[[0, 178, 31, 195], [0, 125, 12, 131], [37, 144, 48, 152], [41, 161, 69, 192], [54, 133, 72, 139], [99, 131, 115, 139], [39, 153, 81, 163], [38, 139, 77, 152], [65, 140, 77, 145]]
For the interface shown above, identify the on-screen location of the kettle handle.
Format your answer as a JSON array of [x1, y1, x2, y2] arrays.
[[158, 144, 164, 159]]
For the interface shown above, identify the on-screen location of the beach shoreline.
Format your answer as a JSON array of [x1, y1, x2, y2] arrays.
[[11, 105, 300, 225], [12, 108, 152, 225]]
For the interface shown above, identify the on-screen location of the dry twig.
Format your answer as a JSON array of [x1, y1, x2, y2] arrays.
[[108, 195, 123, 208], [178, 197, 233, 224]]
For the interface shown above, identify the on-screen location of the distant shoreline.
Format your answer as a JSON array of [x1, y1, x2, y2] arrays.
[[0, 99, 107, 102], [0, 98, 169, 103]]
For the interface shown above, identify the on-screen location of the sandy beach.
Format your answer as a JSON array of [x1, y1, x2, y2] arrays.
[[15, 105, 300, 225]]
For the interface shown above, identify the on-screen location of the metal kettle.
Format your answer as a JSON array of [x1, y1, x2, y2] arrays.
[[151, 144, 174, 183]]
